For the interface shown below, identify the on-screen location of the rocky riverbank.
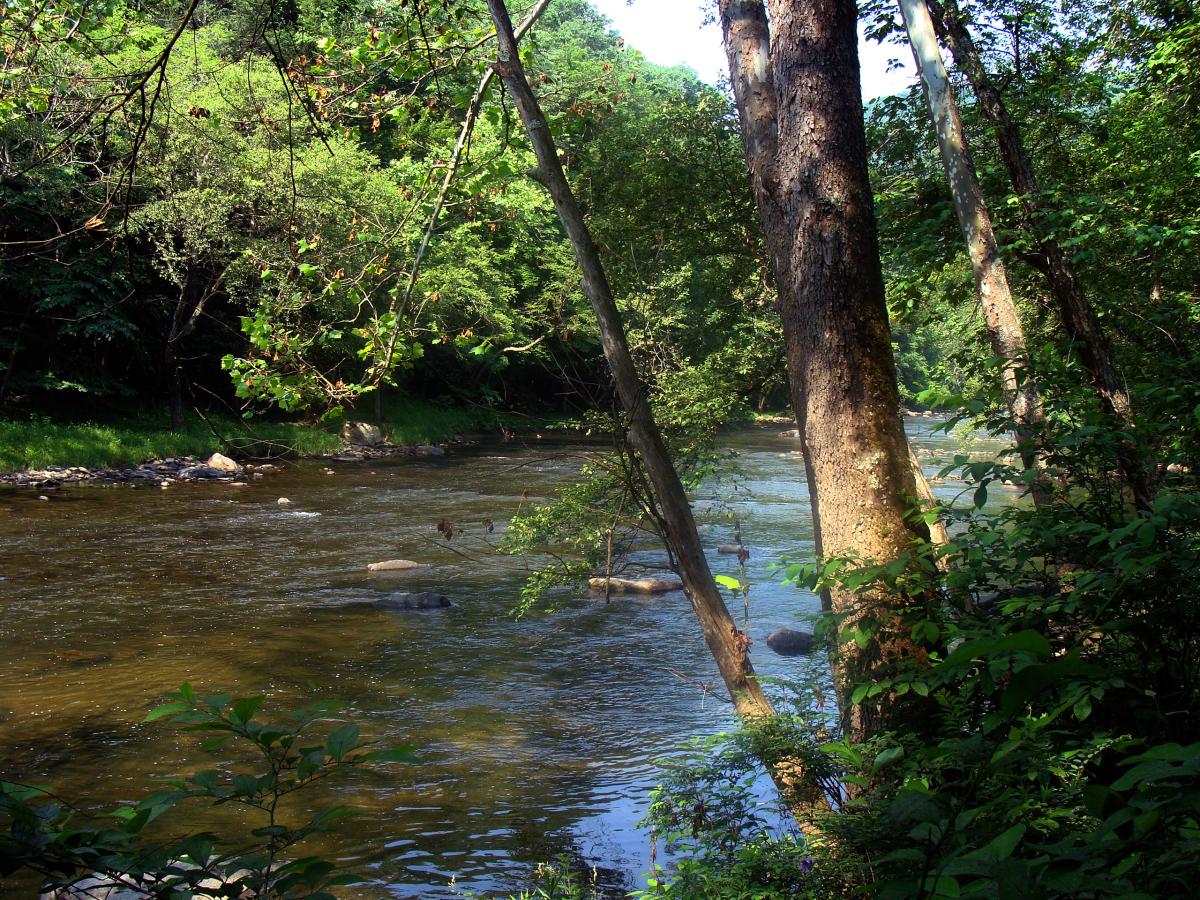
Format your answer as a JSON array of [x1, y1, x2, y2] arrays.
[[0, 424, 469, 489]]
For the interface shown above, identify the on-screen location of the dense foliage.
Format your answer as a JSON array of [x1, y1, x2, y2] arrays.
[[0, 0, 782, 434], [2, 0, 1199, 896]]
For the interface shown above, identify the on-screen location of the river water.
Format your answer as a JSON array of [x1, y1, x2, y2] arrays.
[[0, 420, 1007, 897]]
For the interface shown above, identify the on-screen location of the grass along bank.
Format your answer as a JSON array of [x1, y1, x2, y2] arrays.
[[0, 398, 502, 474]]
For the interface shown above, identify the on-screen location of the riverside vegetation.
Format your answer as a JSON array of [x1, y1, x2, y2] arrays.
[[2, 0, 1199, 897]]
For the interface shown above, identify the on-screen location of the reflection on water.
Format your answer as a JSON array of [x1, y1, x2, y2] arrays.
[[0, 420, 1008, 897]]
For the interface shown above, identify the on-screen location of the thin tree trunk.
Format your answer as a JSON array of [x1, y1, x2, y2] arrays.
[[166, 265, 218, 433], [735, 0, 932, 739], [485, 0, 774, 723], [898, 0, 1048, 502], [0, 298, 34, 407], [376, 0, 552, 381], [926, 0, 1151, 510]]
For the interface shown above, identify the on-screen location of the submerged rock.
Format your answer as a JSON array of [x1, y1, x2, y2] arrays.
[[374, 592, 452, 610], [178, 465, 228, 481], [588, 575, 684, 595], [367, 559, 428, 573], [766, 629, 816, 657], [414, 444, 446, 457]]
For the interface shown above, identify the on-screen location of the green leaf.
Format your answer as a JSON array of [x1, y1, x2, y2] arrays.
[[965, 823, 1025, 862], [144, 702, 190, 722], [873, 746, 905, 772], [231, 695, 264, 725], [357, 747, 419, 764], [326, 724, 360, 762], [714, 574, 741, 590]]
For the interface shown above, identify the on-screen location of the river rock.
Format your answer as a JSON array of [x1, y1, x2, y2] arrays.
[[779, 428, 800, 438], [206, 452, 241, 473], [179, 465, 227, 480], [716, 544, 743, 554], [766, 629, 815, 656], [374, 592, 452, 610], [588, 575, 684, 595], [43, 866, 256, 899], [277, 497, 292, 506], [367, 559, 428, 573], [341, 421, 383, 447], [414, 444, 446, 457]]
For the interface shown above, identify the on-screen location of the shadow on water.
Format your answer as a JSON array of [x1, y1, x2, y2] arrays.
[[0, 420, 1009, 897]]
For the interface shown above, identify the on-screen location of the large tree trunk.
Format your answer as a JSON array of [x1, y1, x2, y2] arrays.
[[719, 0, 948, 545], [926, 0, 1151, 510], [484, 0, 775, 724], [898, 0, 1048, 500], [726, 0, 931, 739]]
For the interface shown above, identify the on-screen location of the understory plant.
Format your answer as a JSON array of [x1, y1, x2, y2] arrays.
[[0, 684, 416, 898], [637, 361, 1200, 898]]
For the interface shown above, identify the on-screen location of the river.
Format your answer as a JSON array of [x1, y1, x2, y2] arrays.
[[0, 420, 1008, 897]]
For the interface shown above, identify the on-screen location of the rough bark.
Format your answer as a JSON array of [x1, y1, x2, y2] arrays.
[[926, 0, 1151, 509], [718, 1, 782, 263], [898, 0, 1048, 499], [754, 0, 932, 738], [484, 0, 774, 723], [720, 0, 950, 546]]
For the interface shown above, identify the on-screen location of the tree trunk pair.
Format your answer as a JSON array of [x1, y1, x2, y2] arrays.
[[719, 0, 937, 737], [897, 0, 1049, 502], [925, 0, 1151, 510]]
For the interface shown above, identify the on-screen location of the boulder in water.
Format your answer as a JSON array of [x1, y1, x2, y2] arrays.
[[588, 575, 683, 595], [206, 452, 241, 473], [341, 421, 383, 447], [375, 592, 451, 610], [716, 544, 743, 554], [367, 559, 428, 573], [766, 629, 815, 656]]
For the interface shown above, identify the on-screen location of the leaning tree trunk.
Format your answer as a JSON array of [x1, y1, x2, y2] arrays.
[[747, 0, 934, 739], [484, 0, 775, 724], [926, 0, 1151, 510], [898, 0, 1048, 501]]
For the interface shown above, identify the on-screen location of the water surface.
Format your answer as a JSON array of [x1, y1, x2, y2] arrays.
[[0, 420, 1006, 897]]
